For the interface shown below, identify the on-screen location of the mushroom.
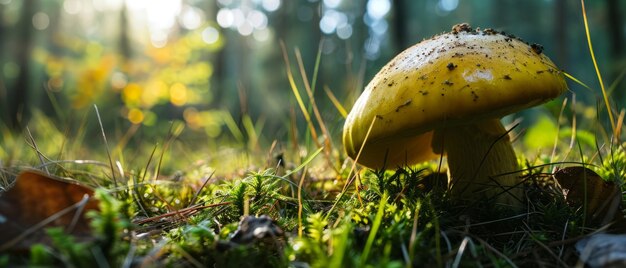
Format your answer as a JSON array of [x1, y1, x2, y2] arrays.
[[343, 24, 567, 208]]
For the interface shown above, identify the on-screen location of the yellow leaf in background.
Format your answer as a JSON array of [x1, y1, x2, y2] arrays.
[[523, 115, 558, 150], [122, 83, 142, 106], [127, 108, 145, 124], [147, 46, 173, 64], [183, 108, 223, 136], [172, 43, 191, 64], [170, 82, 188, 106], [183, 107, 202, 129], [140, 83, 161, 108], [71, 54, 116, 108], [146, 80, 169, 104], [45, 56, 64, 77], [202, 111, 223, 137]]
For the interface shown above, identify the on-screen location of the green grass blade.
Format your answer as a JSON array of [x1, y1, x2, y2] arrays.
[[295, 47, 333, 161], [329, 222, 350, 268], [581, 0, 616, 135], [220, 110, 244, 144], [310, 41, 323, 96], [607, 68, 626, 97], [562, 71, 593, 93], [280, 41, 321, 148], [324, 85, 348, 119], [360, 192, 388, 266], [281, 147, 324, 179], [242, 114, 258, 151]]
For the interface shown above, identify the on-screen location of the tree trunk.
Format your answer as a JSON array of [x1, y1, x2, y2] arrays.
[[607, 0, 623, 59], [607, 0, 624, 101], [119, 4, 132, 62], [0, 7, 6, 123], [554, 0, 568, 68], [9, 0, 37, 129], [392, 0, 408, 51]]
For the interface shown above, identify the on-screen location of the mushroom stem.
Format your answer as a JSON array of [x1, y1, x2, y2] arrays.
[[432, 119, 523, 208]]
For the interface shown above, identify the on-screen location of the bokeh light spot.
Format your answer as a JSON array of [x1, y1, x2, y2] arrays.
[[32, 12, 50, 30], [248, 10, 267, 29], [216, 8, 234, 28], [253, 28, 272, 42], [146, 0, 181, 31], [169, 82, 188, 106], [323, 0, 341, 8], [366, 0, 391, 20], [438, 0, 459, 12], [320, 10, 347, 34], [122, 83, 143, 105], [150, 31, 168, 48], [180, 5, 203, 30], [262, 0, 281, 12], [47, 77, 64, 92], [111, 72, 128, 91], [337, 24, 352, 39], [127, 108, 145, 124], [183, 107, 201, 129], [63, 0, 82, 14], [202, 26, 220, 44], [237, 21, 254, 36]]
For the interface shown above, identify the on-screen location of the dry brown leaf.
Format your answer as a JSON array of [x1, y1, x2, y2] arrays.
[[554, 166, 624, 229], [0, 169, 99, 251]]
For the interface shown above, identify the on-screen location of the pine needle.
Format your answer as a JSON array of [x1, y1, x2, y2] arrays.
[[94, 104, 118, 190], [297, 167, 307, 237]]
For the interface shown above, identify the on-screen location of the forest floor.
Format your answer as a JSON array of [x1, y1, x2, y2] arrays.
[[0, 109, 624, 267]]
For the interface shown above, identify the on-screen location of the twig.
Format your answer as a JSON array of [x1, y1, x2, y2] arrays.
[[189, 171, 215, 207], [133, 201, 232, 225]]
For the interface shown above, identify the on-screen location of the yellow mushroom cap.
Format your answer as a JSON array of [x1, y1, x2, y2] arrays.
[[343, 24, 567, 169]]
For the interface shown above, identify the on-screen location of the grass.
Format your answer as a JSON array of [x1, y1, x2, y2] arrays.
[[1, 1, 626, 267], [0, 104, 624, 267]]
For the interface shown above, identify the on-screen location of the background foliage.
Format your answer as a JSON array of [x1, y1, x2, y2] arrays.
[[0, 0, 624, 151]]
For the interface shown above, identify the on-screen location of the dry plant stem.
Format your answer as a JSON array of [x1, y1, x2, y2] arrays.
[[432, 119, 523, 208]]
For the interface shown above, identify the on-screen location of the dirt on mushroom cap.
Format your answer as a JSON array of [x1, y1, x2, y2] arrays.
[[343, 24, 567, 169]]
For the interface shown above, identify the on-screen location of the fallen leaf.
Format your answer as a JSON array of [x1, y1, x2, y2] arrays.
[[0, 169, 99, 251], [554, 166, 624, 229]]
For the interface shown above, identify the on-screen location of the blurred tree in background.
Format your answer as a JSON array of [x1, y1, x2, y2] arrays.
[[0, 0, 624, 147]]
